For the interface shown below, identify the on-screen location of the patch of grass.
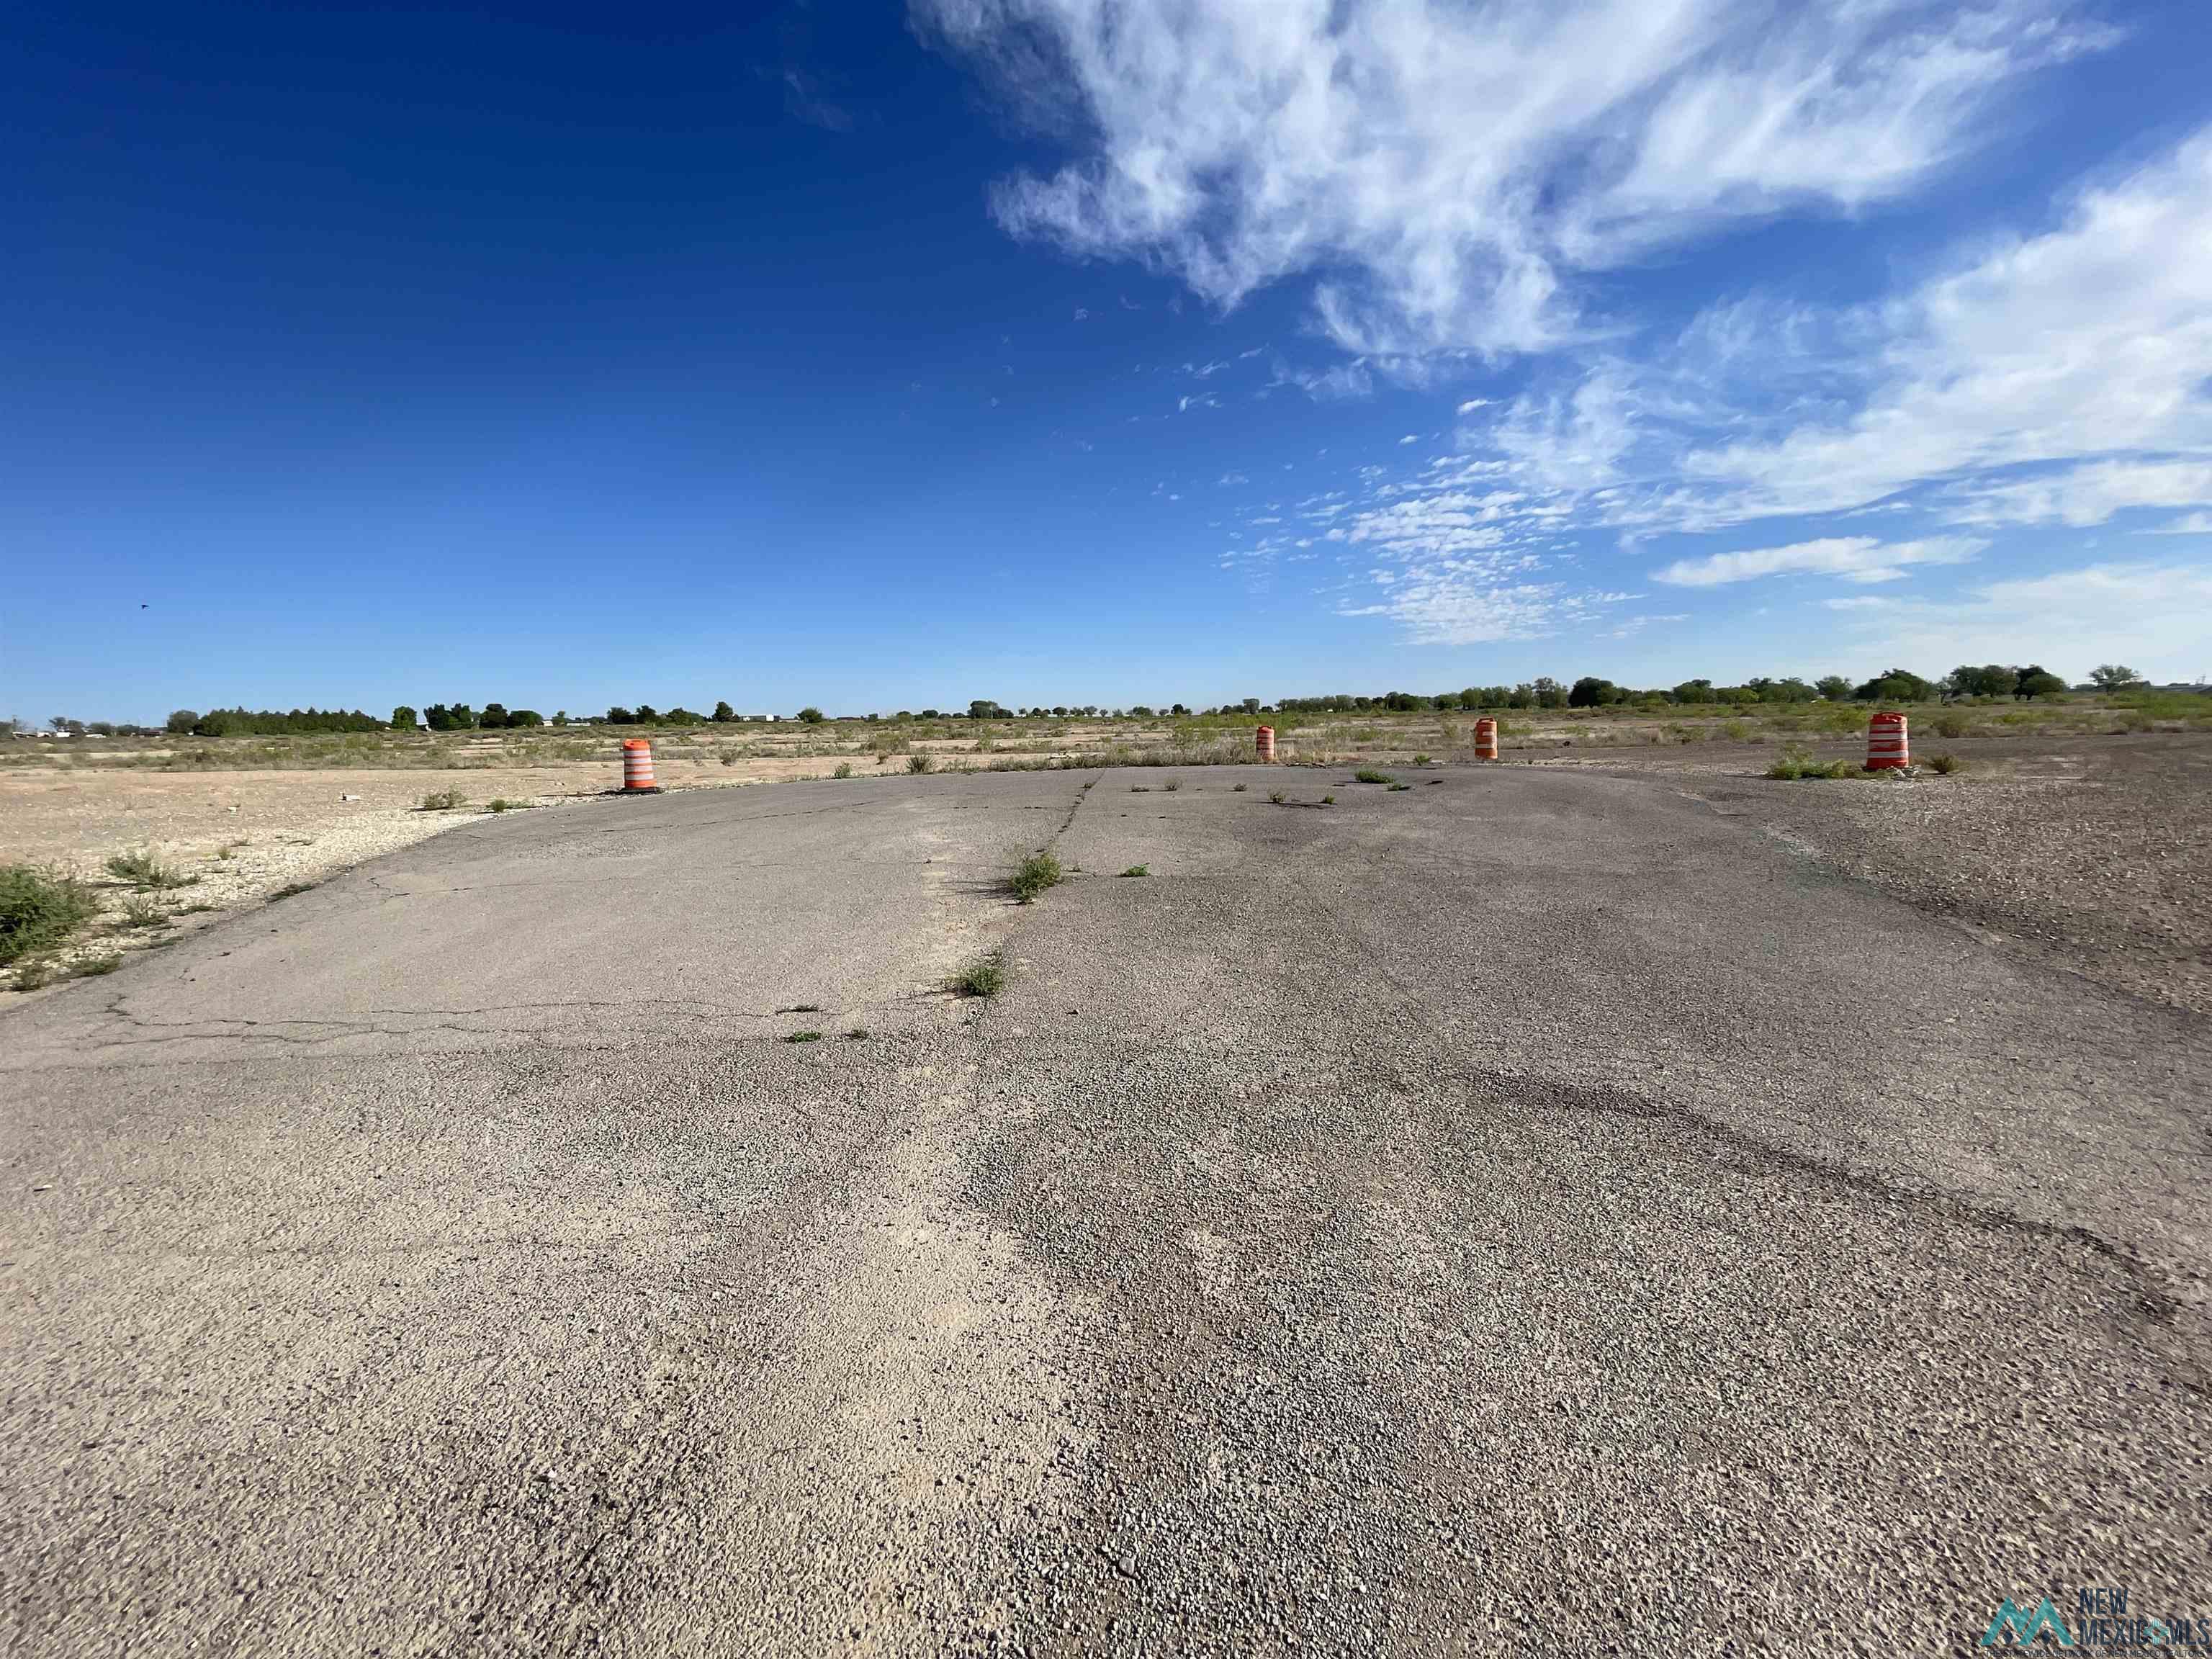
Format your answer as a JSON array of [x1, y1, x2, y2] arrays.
[[105, 848, 198, 890], [1354, 768, 1393, 785], [1007, 849, 1064, 904], [268, 879, 318, 900], [1, 864, 101, 967], [1766, 745, 1858, 781], [908, 752, 934, 774], [1928, 752, 1961, 774], [950, 950, 1005, 998], [1269, 788, 1287, 804], [833, 762, 853, 778], [120, 894, 168, 930], [417, 788, 467, 811], [785, 1030, 822, 1043], [1119, 864, 1150, 878]]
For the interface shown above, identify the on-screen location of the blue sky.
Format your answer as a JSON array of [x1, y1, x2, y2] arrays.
[[6, 0, 2211, 721]]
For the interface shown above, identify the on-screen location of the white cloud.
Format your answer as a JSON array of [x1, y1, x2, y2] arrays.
[[1488, 366, 1640, 493], [1653, 535, 1984, 587], [1947, 459, 2212, 526], [917, 0, 2097, 356], [1272, 359, 1375, 400], [1683, 131, 2212, 521], [1341, 577, 1627, 646], [1344, 490, 1527, 557], [781, 68, 855, 132], [1824, 560, 2212, 680]]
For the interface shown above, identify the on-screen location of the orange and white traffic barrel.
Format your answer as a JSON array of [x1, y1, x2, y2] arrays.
[[1255, 724, 1275, 762], [1866, 711, 1909, 770], [1473, 717, 1498, 761], [621, 737, 662, 793]]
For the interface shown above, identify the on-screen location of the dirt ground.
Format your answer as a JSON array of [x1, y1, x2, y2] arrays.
[[4, 723, 2208, 1017]]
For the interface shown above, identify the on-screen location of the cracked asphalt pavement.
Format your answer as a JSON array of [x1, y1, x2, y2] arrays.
[[4, 767, 2208, 1655]]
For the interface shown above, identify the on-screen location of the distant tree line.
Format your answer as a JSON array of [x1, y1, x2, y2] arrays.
[[163, 707, 387, 737], [1274, 663, 2090, 714], [51, 663, 2169, 742]]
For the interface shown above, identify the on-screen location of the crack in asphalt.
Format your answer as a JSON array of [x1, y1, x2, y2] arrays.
[[71, 992, 926, 1057]]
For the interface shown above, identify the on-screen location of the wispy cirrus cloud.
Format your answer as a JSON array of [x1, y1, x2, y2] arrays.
[[922, 0, 2210, 669], [1652, 536, 1985, 588], [1678, 132, 2212, 524], [914, 0, 2102, 356], [1821, 560, 2212, 670], [778, 67, 855, 132], [1945, 459, 2212, 527]]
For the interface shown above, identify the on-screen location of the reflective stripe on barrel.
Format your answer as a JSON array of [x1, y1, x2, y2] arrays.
[[1255, 724, 1275, 762], [1474, 717, 1498, 761], [1865, 711, 1909, 770], [621, 737, 657, 790]]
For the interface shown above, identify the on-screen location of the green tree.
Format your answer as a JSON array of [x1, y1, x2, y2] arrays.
[[796, 706, 825, 724], [1853, 669, 1936, 703], [1946, 663, 2018, 698], [2090, 664, 2145, 690]]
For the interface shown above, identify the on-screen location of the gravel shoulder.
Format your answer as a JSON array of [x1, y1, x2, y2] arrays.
[[1654, 732, 2212, 1015]]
